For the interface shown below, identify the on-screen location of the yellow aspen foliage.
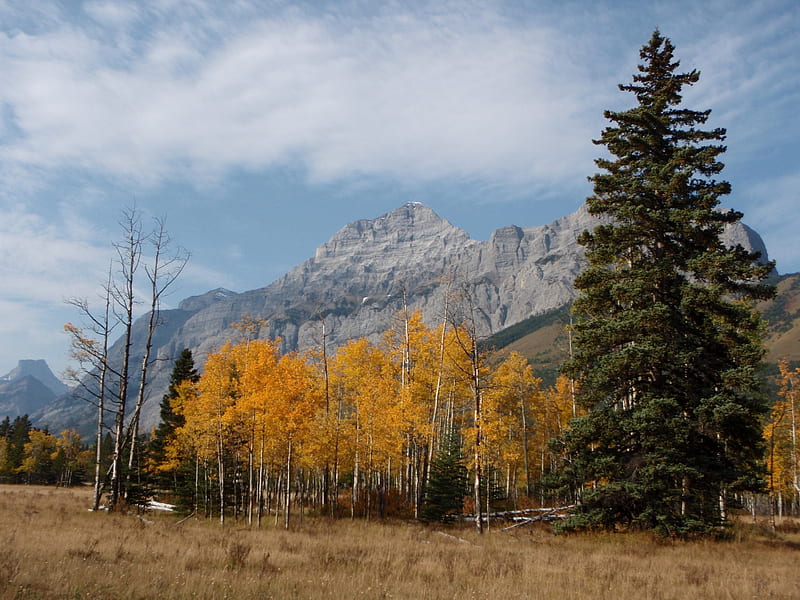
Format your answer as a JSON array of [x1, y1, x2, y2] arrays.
[[301, 348, 342, 477], [267, 352, 323, 457], [484, 352, 543, 497], [18, 430, 58, 480], [765, 360, 800, 498], [158, 315, 581, 521], [333, 338, 401, 476], [532, 376, 580, 479], [166, 379, 210, 469]]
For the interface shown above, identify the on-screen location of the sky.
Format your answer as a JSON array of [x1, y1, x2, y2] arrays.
[[0, 0, 797, 379]]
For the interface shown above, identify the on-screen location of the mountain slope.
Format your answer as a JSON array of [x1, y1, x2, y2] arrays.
[[32, 202, 772, 434], [0, 360, 66, 420], [0, 375, 56, 418], [761, 272, 800, 364], [488, 272, 800, 383]]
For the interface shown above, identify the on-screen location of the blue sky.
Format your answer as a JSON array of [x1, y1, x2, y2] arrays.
[[0, 0, 797, 378]]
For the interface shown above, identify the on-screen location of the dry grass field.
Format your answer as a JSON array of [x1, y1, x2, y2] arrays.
[[0, 485, 798, 600]]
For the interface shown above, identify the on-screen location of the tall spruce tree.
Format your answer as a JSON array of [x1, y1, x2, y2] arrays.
[[147, 349, 198, 494], [561, 30, 775, 535]]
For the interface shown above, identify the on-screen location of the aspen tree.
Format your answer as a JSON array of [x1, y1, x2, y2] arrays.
[[448, 286, 488, 533], [485, 352, 542, 498], [765, 361, 800, 518]]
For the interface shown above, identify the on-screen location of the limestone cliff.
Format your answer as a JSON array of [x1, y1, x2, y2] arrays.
[[32, 202, 771, 434]]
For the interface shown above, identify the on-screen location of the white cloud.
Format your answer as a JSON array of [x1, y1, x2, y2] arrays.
[[741, 171, 800, 274], [2, 0, 791, 205], [83, 1, 141, 28], [0, 206, 107, 304], [0, 2, 607, 190], [0, 206, 108, 376]]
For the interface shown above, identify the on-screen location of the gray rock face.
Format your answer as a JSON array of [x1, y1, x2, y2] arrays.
[[32, 202, 771, 435], [0, 360, 66, 420], [2, 359, 68, 396], [0, 376, 56, 419]]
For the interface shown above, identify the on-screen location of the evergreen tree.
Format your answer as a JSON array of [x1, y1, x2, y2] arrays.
[[420, 431, 468, 523], [4, 415, 32, 483], [147, 349, 198, 494], [561, 31, 774, 535]]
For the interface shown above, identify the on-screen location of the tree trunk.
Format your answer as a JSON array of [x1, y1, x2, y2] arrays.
[[284, 437, 293, 529]]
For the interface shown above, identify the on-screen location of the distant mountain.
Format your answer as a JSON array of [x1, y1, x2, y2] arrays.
[[30, 202, 773, 436], [0, 360, 66, 419], [760, 272, 800, 364], [1, 359, 68, 396], [487, 272, 800, 385]]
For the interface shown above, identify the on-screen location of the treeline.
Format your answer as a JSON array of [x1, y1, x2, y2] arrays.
[[764, 360, 800, 519], [141, 314, 800, 526], [148, 312, 578, 526], [3, 314, 798, 527], [0, 416, 92, 486]]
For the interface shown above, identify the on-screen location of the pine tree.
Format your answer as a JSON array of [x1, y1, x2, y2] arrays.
[[5, 416, 32, 483], [420, 430, 468, 523], [147, 349, 198, 495], [561, 30, 775, 535]]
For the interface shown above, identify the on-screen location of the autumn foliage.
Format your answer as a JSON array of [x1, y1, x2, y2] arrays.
[[157, 312, 580, 525]]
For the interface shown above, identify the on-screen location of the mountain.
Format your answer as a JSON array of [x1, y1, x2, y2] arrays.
[[1, 359, 68, 396], [760, 272, 800, 364], [31, 202, 772, 436], [487, 273, 800, 387], [0, 360, 66, 419]]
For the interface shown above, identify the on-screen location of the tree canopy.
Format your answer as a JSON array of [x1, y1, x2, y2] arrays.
[[561, 30, 775, 536]]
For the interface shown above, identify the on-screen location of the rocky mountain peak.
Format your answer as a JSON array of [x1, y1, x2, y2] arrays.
[[27, 202, 773, 436], [314, 202, 470, 262], [178, 288, 239, 312], [1, 359, 67, 396]]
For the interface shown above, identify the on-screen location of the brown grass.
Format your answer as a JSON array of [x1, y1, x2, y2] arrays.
[[0, 485, 798, 599]]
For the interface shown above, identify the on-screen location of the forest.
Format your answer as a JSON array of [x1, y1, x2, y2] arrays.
[[142, 312, 578, 528], [3, 311, 798, 533]]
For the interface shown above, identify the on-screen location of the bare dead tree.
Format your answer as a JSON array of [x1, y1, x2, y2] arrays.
[[126, 218, 189, 474], [107, 208, 143, 511], [64, 263, 117, 511], [66, 207, 188, 512]]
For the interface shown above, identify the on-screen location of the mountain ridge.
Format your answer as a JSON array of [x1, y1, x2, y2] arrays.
[[23, 202, 773, 436], [0, 360, 66, 419]]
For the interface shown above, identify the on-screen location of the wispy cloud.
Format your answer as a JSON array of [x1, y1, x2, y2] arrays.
[[0, 206, 107, 304], [741, 171, 800, 273], [0, 1, 608, 191], [2, 0, 794, 199], [0, 0, 797, 375]]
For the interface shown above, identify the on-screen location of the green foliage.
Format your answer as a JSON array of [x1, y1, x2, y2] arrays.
[[482, 305, 571, 352], [0, 415, 32, 483], [420, 431, 468, 523], [147, 349, 198, 497], [560, 31, 775, 535]]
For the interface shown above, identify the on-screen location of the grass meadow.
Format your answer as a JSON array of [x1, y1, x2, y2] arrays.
[[0, 484, 798, 599]]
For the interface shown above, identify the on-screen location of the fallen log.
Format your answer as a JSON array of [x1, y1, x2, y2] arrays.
[[461, 505, 575, 523]]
